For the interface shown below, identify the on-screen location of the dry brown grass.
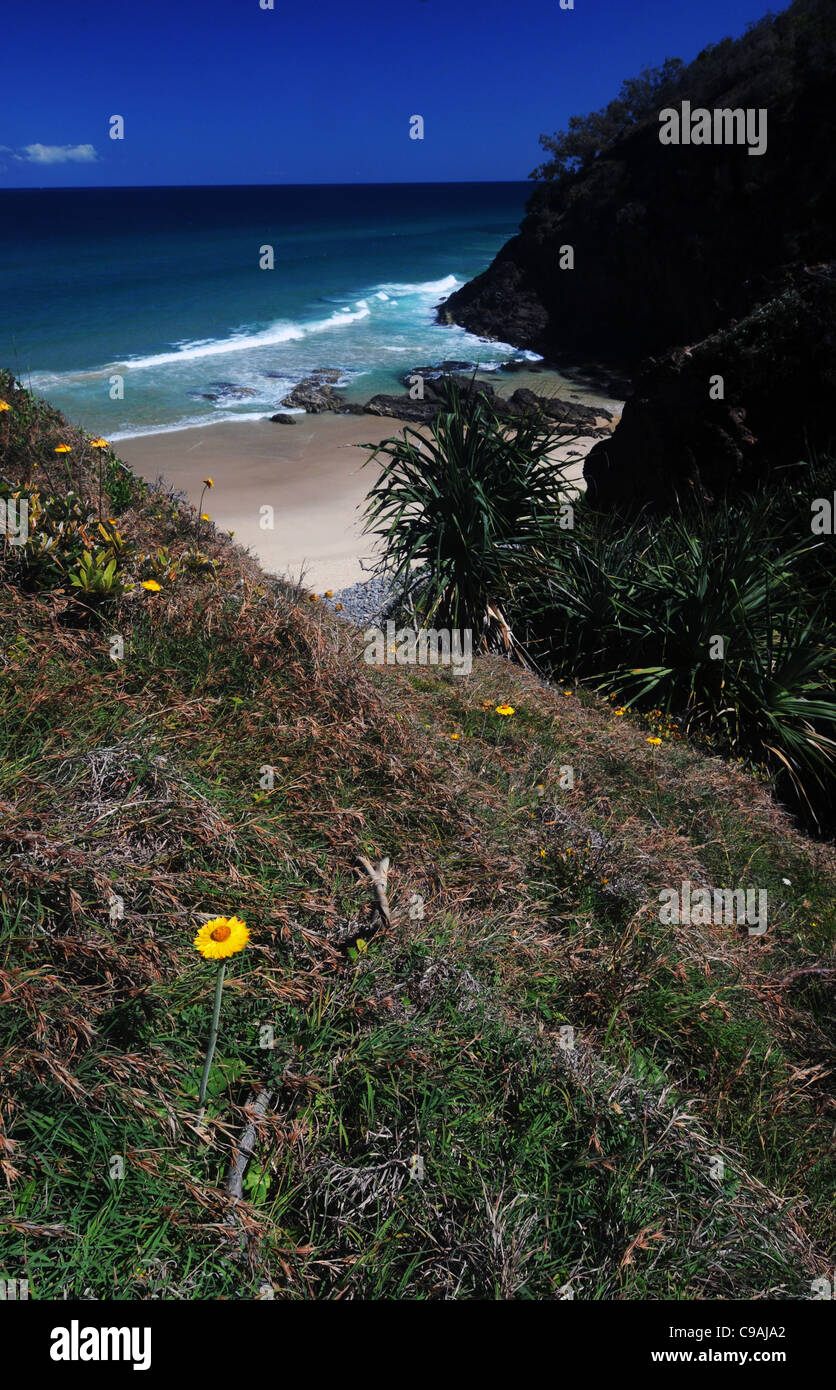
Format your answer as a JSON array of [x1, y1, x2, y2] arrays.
[[0, 382, 833, 1297]]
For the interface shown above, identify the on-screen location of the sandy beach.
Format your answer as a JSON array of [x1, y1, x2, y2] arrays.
[[118, 413, 391, 592], [116, 372, 621, 592]]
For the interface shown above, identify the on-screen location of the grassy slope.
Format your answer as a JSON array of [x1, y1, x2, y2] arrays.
[[1, 381, 834, 1300]]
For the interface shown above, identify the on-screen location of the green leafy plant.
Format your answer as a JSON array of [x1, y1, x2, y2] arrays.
[[516, 482, 836, 827], [180, 546, 216, 575], [68, 547, 128, 597], [145, 545, 181, 583], [366, 399, 836, 827], [98, 451, 145, 514], [0, 487, 98, 590], [362, 382, 575, 648]]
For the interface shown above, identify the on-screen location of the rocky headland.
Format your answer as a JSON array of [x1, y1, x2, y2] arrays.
[[435, 0, 836, 507]]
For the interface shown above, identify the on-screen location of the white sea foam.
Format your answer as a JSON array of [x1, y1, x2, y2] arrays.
[[373, 273, 461, 298], [29, 275, 465, 390], [47, 312, 363, 388], [116, 277, 454, 373], [107, 409, 286, 441], [112, 311, 369, 371]]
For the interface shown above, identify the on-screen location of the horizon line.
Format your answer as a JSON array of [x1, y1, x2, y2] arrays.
[[0, 178, 534, 193]]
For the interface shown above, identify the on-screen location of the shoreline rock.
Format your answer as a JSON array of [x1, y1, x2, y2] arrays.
[[188, 381, 259, 402], [269, 364, 615, 433], [363, 378, 611, 432], [279, 375, 349, 413]]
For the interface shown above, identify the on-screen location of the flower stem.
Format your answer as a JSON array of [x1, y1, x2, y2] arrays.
[[197, 484, 207, 548], [198, 962, 227, 1109]]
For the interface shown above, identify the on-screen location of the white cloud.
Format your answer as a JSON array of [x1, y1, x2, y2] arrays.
[[20, 143, 99, 165]]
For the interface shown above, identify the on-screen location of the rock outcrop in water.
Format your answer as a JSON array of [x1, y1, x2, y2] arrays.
[[280, 374, 349, 413], [275, 367, 613, 434]]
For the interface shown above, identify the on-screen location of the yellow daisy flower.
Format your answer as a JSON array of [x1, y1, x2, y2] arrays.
[[200, 513, 210, 521], [90, 437, 109, 448], [0, 401, 10, 412], [141, 579, 162, 592], [647, 736, 662, 746], [495, 705, 515, 716], [202, 477, 214, 488], [614, 707, 626, 716], [54, 444, 72, 453], [193, 915, 249, 960]]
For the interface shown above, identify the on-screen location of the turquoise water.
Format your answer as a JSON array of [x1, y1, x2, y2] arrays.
[[0, 183, 535, 439]]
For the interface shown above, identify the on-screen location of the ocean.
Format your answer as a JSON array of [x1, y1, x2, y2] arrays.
[[0, 183, 534, 440]]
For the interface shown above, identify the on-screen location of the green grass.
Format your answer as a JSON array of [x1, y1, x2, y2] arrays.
[[0, 370, 833, 1300]]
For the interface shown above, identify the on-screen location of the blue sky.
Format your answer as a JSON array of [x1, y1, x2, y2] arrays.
[[1, 0, 777, 186]]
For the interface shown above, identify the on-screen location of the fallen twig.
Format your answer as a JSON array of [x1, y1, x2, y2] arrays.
[[356, 854, 392, 929], [776, 965, 836, 989], [226, 1088, 274, 1203]]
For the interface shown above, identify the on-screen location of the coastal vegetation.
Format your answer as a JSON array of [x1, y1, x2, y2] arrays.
[[426, 0, 836, 834], [365, 388, 836, 835], [527, 1, 835, 194], [1, 371, 833, 1299], [362, 383, 574, 641]]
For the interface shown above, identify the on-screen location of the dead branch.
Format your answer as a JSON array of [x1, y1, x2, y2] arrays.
[[226, 1088, 273, 1204], [776, 965, 836, 989], [356, 854, 392, 929]]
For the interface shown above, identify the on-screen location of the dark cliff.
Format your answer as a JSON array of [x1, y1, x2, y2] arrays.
[[437, 0, 836, 505]]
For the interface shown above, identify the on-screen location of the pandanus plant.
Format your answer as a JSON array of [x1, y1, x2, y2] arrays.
[[362, 381, 577, 657]]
